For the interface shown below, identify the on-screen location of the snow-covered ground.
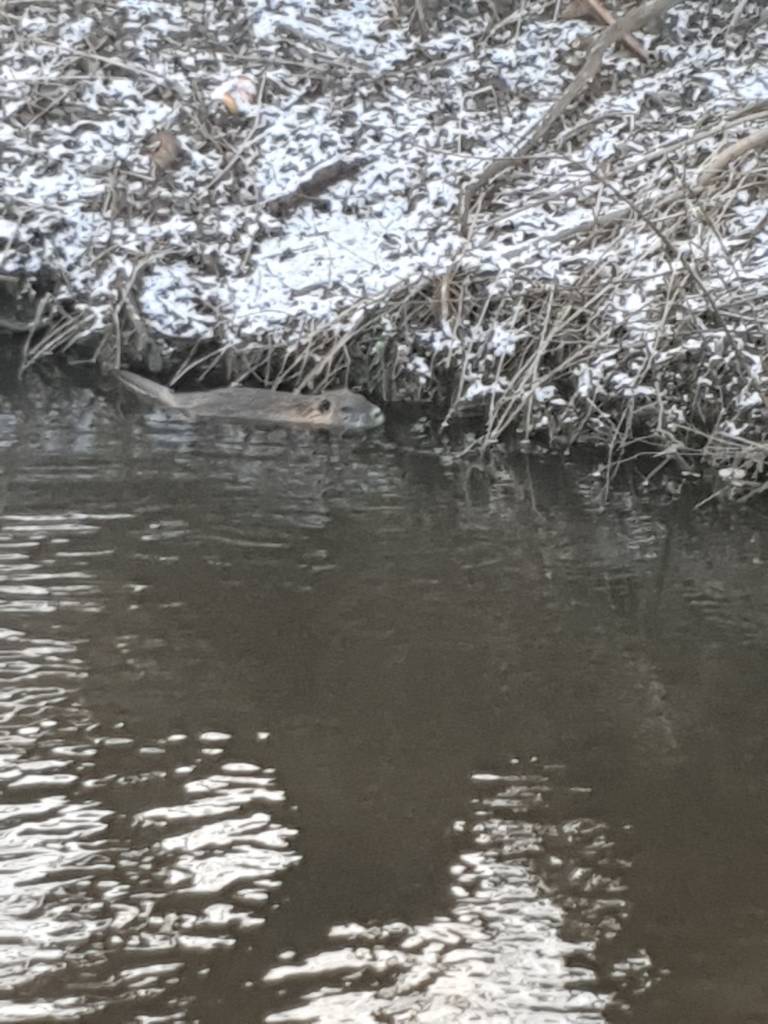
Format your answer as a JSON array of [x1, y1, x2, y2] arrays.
[[3, 1, 768, 487]]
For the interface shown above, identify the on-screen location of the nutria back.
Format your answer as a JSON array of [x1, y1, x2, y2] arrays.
[[116, 371, 384, 432], [181, 385, 384, 431]]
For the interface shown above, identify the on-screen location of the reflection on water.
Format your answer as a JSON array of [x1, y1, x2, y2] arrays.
[[263, 765, 650, 1024], [1, 354, 768, 1022]]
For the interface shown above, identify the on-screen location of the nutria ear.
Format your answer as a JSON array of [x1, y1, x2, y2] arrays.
[[318, 398, 332, 413]]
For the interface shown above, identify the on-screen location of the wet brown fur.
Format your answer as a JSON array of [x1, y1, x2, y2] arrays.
[[116, 370, 384, 432]]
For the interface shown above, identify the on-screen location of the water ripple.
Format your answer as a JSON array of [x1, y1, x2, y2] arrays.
[[263, 764, 651, 1024]]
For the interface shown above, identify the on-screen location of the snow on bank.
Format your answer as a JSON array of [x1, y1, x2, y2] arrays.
[[3, 1, 768, 478], [4, 0, 475, 339]]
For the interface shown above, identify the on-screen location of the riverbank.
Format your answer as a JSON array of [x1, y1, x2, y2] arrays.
[[3, 0, 768, 496]]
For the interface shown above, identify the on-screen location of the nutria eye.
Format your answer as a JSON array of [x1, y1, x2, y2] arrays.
[[319, 398, 332, 413]]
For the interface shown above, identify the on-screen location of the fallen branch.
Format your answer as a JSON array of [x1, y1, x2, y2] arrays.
[[561, 0, 650, 61], [549, 115, 768, 243], [519, 0, 677, 157], [264, 157, 370, 218], [0, 315, 33, 333], [273, 19, 373, 73], [697, 124, 768, 187], [465, 0, 679, 202]]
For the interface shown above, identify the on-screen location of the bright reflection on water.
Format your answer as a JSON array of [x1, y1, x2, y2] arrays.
[[1, 355, 768, 1023]]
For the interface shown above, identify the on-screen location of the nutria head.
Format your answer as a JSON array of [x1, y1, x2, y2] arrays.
[[312, 389, 385, 431]]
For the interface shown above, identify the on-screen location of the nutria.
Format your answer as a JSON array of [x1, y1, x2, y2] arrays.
[[116, 370, 385, 432]]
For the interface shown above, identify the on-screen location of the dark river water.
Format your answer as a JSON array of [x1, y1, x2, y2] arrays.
[[1, 351, 768, 1024]]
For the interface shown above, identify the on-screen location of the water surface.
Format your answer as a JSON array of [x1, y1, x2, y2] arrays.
[[1, 354, 768, 1023]]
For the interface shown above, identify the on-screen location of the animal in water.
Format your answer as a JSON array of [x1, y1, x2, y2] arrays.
[[116, 370, 385, 432]]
